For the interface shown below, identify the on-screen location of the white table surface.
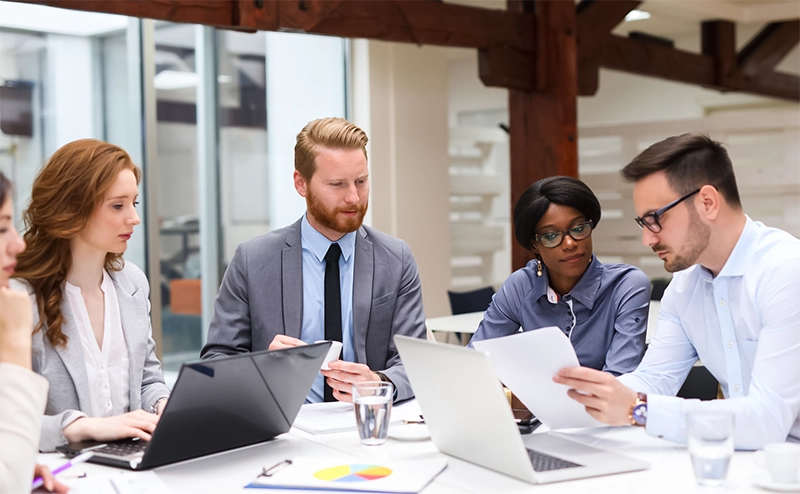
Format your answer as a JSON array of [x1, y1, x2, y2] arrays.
[[39, 400, 774, 494], [425, 311, 485, 334]]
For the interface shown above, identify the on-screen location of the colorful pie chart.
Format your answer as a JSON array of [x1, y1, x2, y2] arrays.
[[314, 464, 393, 482]]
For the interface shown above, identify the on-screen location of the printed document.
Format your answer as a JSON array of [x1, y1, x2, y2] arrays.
[[472, 327, 603, 430]]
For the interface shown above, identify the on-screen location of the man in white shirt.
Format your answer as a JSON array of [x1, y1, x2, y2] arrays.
[[554, 134, 800, 450]]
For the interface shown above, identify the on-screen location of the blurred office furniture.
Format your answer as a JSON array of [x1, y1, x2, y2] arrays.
[[447, 286, 494, 344]]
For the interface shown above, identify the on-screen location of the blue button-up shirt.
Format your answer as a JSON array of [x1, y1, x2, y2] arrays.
[[300, 215, 356, 403], [619, 217, 800, 450], [470, 256, 650, 376]]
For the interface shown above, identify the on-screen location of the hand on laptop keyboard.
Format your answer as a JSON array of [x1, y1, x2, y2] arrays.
[[63, 410, 159, 443]]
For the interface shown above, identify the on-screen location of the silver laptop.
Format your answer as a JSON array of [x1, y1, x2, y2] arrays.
[[394, 335, 649, 484]]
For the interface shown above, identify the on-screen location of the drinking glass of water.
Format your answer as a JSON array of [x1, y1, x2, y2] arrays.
[[687, 410, 735, 487], [353, 381, 394, 446]]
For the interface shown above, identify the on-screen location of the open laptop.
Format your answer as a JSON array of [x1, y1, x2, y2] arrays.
[[394, 335, 649, 484], [57, 342, 331, 470]]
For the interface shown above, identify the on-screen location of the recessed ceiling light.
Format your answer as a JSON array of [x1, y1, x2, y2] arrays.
[[625, 10, 651, 22]]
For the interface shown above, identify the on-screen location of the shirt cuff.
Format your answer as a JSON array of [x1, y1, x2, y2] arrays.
[[645, 394, 690, 444]]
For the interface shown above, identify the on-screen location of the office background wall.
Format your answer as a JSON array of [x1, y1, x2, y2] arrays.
[[1, 2, 798, 367]]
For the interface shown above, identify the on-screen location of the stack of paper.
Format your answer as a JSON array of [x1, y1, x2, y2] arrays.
[[245, 456, 447, 492]]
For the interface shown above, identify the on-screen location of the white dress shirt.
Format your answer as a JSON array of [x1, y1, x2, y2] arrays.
[[619, 217, 800, 450], [65, 270, 130, 418]]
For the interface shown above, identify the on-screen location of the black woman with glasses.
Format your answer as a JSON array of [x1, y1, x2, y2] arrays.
[[469, 176, 650, 376]]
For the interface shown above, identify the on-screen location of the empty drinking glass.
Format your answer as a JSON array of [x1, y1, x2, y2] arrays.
[[687, 410, 735, 487], [353, 381, 393, 446]]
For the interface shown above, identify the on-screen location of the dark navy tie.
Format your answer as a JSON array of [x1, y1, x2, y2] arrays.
[[323, 243, 342, 402]]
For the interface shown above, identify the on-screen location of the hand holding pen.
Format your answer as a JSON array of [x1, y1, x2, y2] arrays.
[[32, 452, 93, 492]]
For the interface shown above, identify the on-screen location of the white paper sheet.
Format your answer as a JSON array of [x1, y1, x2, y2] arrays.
[[65, 471, 171, 494], [472, 327, 603, 430], [293, 402, 403, 435]]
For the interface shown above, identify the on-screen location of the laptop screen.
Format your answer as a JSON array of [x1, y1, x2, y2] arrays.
[[140, 343, 329, 469]]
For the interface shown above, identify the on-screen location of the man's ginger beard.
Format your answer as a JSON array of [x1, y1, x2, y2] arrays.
[[306, 185, 368, 235]]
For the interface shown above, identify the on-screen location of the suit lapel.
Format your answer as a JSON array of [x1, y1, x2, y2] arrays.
[[282, 220, 303, 339], [109, 270, 145, 408], [352, 227, 373, 363], [53, 295, 93, 413]]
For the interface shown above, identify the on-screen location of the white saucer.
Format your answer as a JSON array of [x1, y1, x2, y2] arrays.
[[388, 424, 431, 441], [754, 472, 800, 492]]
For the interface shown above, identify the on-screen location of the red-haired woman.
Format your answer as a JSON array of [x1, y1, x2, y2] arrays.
[[13, 139, 170, 452]]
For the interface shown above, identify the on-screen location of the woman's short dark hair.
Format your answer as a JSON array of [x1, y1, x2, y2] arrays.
[[0, 171, 10, 207], [620, 134, 741, 208], [514, 176, 601, 250]]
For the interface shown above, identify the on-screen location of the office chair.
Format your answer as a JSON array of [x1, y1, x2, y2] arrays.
[[677, 365, 719, 401], [447, 286, 495, 343]]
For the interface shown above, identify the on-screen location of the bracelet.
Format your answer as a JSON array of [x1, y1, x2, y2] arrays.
[[149, 397, 168, 414]]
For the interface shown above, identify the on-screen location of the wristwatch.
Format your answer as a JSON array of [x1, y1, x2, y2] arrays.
[[629, 392, 647, 427]]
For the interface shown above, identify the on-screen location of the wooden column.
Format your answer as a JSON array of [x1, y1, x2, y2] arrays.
[[508, 0, 578, 271]]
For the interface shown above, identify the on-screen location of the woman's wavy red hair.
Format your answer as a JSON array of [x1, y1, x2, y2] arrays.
[[14, 139, 141, 347]]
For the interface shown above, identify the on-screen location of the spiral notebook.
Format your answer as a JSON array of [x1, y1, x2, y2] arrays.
[[244, 456, 447, 492]]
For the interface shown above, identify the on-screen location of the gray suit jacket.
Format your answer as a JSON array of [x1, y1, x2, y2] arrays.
[[201, 218, 427, 402], [13, 262, 170, 452]]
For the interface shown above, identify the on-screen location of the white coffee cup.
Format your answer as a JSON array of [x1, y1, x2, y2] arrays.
[[755, 443, 800, 484], [315, 340, 342, 370]]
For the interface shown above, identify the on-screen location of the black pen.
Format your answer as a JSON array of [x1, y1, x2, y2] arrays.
[[261, 459, 293, 477]]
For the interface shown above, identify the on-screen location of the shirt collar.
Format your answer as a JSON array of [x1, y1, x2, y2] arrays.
[[301, 213, 356, 263], [534, 255, 603, 310], [715, 215, 755, 279], [564, 255, 602, 310]]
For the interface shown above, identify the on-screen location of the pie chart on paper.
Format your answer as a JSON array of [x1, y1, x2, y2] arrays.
[[313, 464, 393, 482]]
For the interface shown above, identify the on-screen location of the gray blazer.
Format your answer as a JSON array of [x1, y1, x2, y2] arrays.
[[201, 218, 427, 402], [13, 262, 170, 452]]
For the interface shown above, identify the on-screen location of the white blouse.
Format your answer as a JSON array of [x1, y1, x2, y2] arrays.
[[64, 270, 130, 418]]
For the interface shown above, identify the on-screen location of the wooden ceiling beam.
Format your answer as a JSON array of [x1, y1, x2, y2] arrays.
[[579, 29, 800, 101], [10, 0, 534, 52], [702, 20, 738, 88], [576, 0, 641, 48], [14, 0, 237, 27], [737, 20, 800, 78], [576, 0, 641, 96]]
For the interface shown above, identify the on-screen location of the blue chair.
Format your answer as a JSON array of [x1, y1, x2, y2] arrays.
[[447, 286, 495, 343]]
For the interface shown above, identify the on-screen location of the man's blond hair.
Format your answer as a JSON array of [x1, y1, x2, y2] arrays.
[[295, 117, 368, 180]]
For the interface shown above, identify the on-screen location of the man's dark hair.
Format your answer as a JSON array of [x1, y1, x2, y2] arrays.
[[514, 176, 601, 250], [620, 134, 741, 208]]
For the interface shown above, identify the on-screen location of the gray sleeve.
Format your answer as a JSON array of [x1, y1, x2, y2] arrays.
[[381, 241, 427, 402], [468, 275, 523, 347], [39, 410, 87, 453], [132, 265, 170, 410], [602, 269, 650, 376], [201, 243, 253, 359]]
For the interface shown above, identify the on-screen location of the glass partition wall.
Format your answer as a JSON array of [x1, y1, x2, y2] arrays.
[[0, 2, 349, 377]]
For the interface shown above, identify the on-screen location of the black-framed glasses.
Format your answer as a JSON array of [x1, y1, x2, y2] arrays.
[[534, 220, 594, 249], [634, 189, 700, 233]]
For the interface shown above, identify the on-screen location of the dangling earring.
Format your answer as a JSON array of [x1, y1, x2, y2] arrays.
[[536, 258, 543, 277]]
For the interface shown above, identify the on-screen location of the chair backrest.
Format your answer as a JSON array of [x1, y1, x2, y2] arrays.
[[447, 286, 495, 315], [677, 365, 719, 401]]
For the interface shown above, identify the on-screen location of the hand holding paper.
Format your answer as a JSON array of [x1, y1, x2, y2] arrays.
[[471, 327, 603, 430]]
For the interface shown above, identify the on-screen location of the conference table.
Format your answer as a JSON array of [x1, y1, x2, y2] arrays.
[[39, 400, 775, 493]]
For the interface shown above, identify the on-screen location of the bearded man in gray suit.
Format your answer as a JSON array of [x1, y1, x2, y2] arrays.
[[201, 117, 427, 403]]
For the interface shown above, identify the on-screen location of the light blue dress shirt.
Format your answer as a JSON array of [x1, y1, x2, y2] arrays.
[[619, 217, 800, 450], [300, 215, 356, 403]]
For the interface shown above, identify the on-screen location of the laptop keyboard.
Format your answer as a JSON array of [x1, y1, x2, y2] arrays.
[[95, 440, 147, 457], [526, 448, 583, 472]]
